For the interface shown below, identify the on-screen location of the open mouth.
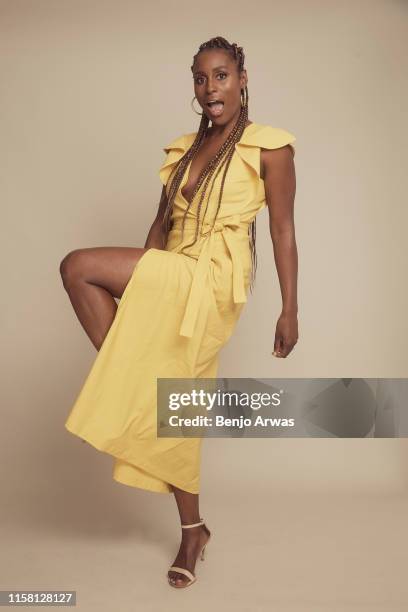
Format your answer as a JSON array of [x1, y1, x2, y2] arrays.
[[206, 100, 224, 116]]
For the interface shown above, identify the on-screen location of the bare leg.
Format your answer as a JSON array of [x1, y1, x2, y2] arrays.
[[167, 486, 211, 587], [59, 246, 151, 350], [60, 246, 210, 585]]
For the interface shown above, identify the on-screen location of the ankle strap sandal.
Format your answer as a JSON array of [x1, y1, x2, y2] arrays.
[[167, 517, 211, 588]]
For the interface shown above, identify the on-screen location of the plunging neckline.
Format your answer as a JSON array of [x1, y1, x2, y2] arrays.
[[180, 121, 256, 205]]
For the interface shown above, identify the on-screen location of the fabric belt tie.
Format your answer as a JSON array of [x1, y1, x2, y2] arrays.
[[175, 214, 248, 338]]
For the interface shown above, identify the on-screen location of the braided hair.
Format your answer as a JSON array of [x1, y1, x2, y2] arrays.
[[161, 35, 257, 293]]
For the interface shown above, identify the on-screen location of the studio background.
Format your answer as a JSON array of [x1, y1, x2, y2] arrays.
[[1, 0, 407, 610]]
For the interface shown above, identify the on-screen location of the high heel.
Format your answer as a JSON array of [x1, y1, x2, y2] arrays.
[[167, 517, 211, 588]]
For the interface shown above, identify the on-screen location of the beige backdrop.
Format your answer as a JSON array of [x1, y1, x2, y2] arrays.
[[1, 0, 408, 610]]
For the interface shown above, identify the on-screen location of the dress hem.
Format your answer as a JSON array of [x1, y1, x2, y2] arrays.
[[64, 422, 201, 496]]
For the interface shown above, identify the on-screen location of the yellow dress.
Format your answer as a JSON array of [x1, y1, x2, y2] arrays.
[[64, 122, 296, 494]]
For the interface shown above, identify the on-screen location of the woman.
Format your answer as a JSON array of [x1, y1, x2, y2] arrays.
[[61, 36, 298, 589]]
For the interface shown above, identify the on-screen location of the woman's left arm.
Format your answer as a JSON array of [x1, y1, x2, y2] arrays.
[[262, 144, 299, 358]]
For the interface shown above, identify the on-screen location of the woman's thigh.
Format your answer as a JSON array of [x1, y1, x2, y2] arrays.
[[60, 246, 153, 299]]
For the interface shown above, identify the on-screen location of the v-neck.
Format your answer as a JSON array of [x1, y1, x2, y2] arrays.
[[180, 122, 257, 205]]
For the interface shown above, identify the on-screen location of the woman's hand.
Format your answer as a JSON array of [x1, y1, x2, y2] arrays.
[[272, 311, 298, 358]]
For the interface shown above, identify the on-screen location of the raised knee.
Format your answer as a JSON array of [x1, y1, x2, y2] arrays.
[[59, 249, 86, 286]]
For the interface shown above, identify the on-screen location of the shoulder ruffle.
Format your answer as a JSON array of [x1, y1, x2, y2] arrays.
[[158, 132, 197, 185], [158, 124, 296, 185], [235, 124, 296, 179]]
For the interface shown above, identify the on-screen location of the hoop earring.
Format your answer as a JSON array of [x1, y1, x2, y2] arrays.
[[240, 88, 247, 108], [191, 96, 203, 115]]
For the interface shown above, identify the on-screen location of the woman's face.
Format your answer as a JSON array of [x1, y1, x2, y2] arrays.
[[192, 49, 247, 126]]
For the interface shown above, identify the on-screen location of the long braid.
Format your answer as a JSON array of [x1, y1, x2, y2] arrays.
[[161, 36, 258, 294]]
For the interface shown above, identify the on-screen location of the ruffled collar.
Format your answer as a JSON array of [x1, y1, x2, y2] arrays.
[[159, 122, 295, 185]]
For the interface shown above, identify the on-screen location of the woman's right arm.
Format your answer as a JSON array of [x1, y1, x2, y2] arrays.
[[144, 186, 169, 249]]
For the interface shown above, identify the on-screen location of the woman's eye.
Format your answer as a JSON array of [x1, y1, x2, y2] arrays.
[[194, 72, 227, 85]]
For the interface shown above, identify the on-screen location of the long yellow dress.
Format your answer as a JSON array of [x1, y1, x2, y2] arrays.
[[64, 122, 296, 494]]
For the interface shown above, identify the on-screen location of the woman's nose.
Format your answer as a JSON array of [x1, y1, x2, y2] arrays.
[[206, 77, 217, 93]]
